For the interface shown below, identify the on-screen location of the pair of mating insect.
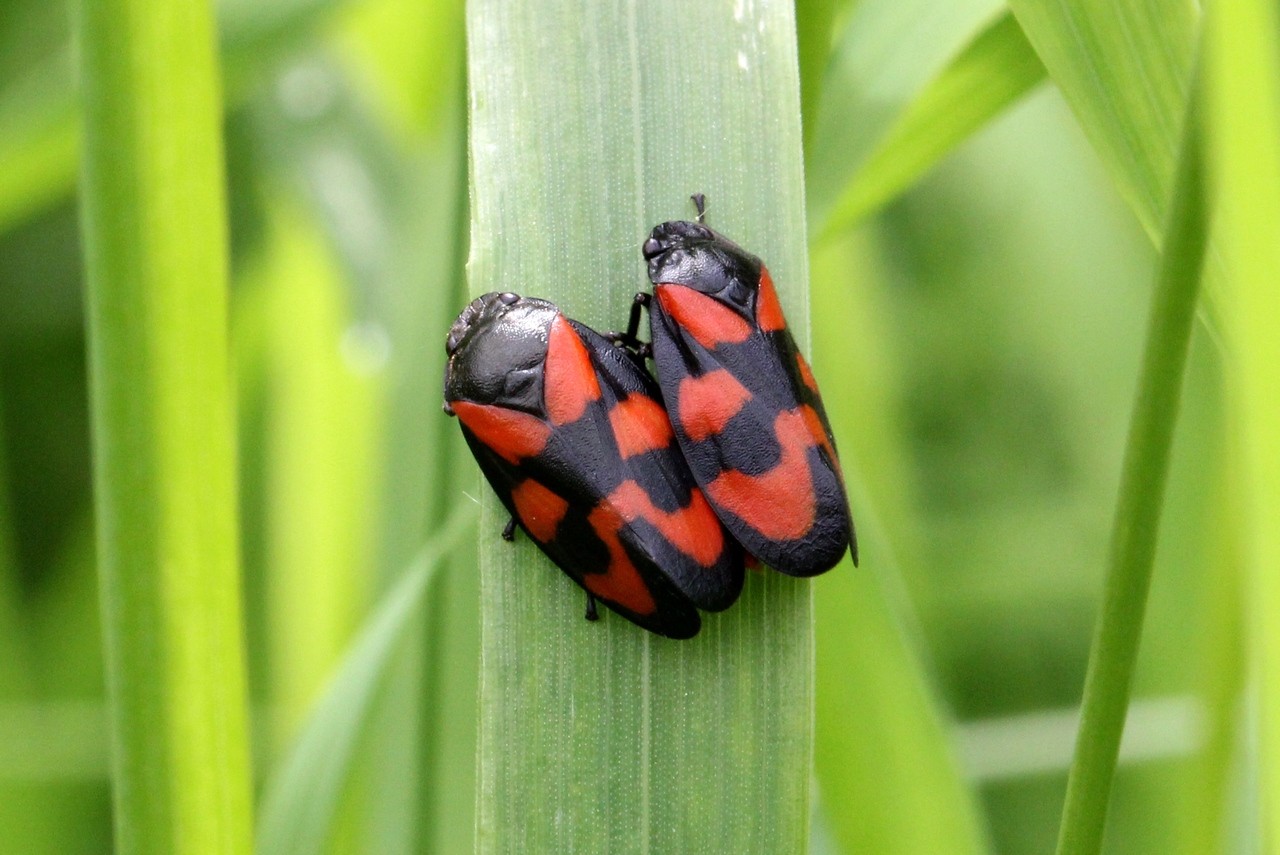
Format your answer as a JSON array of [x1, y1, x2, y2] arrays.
[[443, 196, 857, 639]]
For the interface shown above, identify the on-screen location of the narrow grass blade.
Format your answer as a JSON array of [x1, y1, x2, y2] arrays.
[[1053, 72, 1208, 855], [811, 231, 990, 855], [255, 202, 383, 741], [0, 0, 356, 237], [1206, 0, 1280, 848], [795, 0, 846, 150], [254, 507, 477, 855], [76, 0, 254, 850], [400, 71, 475, 855], [355, 37, 472, 853], [238, 9, 474, 847], [468, 2, 815, 851], [818, 11, 1046, 238], [1007, 0, 1197, 238], [0, 387, 53, 854], [1173, 467, 1244, 855], [816, 553, 990, 855], [805, 0, 1000, 220], [0, 394, 22, 687], [0, 53, 77, 234]]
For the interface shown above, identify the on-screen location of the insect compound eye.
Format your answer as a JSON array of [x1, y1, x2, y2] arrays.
[[498, 291, 520, 305]]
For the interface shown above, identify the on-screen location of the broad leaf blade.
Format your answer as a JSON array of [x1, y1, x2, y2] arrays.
[[468, 2, 815, 852]]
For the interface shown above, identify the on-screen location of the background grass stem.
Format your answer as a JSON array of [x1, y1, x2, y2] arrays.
[[76, 0, 254, 850], [1053, 69, 1208, 855]]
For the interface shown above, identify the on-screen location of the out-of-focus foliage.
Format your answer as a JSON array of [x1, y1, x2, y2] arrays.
[[0, 0, 1266, 851]]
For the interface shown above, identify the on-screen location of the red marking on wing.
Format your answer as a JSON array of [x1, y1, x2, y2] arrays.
[[583, 503, 657, 615], [509, 478, 569, 543], [655, 284, 751, 349], [544, 316, 602, 425], [609, 393, 674, 459], [608, 480, 725, 567], [756, 267, 786, 332], [452, 401, 552, 464], [800, 404, 833, 459], [796, 351, 819, 393], [677, 369, 753, 442], [706, 408, 818, 541], [800, 403, 843, 476]]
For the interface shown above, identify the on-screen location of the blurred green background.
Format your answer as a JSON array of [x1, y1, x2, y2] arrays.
[[0, 0, 1238, 852]]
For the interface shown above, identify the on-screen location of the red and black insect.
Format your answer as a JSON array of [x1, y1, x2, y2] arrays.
[[444, 291, 744, 638], [620, 195, 857, 577]]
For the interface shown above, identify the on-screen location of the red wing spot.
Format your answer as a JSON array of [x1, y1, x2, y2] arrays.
[[544, 315, 602, 425], [756, 267, 787, 332], [509, 478, 569, 543], [800, 403, 843, 476], [583, 503, 657, 616], [608, 480, 725, 567], [706, 408, 817, 541], [609, 393, 674, 459], [452, 401, 552, 464], [796, 351, 819, 393], [677, 369, 753, 442], [800, 404, 834, 459], [655, 284, 752, 350]]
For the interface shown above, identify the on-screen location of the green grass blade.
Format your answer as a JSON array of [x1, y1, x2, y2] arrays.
[[358, 41, 472, 854], [1173, 469, 1244, 855], [1007, 0, 1196, 238], [0, 381, 52, 855], [75, 0, 254, 851], [0, 52, 77, 235], [236, 9, 474, 847], [795, 0, 847, 151], [0, 0, 354, 238], [1207, 0, 1280, 848], [468, 2, 814, 851], [254, 507, 477, 855], [1053, 71, 1208, 855], [253, 201, 383, 742], [403, 73, 475, 855], [816, 555, 990, 855], [811, 230, 989, 855], [804, 0, 999, 221], [818, 11, 1046, 238]]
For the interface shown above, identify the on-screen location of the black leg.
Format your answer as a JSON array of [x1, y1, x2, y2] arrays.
[[625, 291, 651, 342], [584, 592, 600, 622], [691, 192, 707, 223], [501, 516, 517, 541], [605, 292, 652, 358]]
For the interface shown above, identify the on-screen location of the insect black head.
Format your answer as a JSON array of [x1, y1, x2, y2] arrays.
[[443, 291, 559, 415], [446, 294, 496, 357], [642, 217, 763, 317]]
